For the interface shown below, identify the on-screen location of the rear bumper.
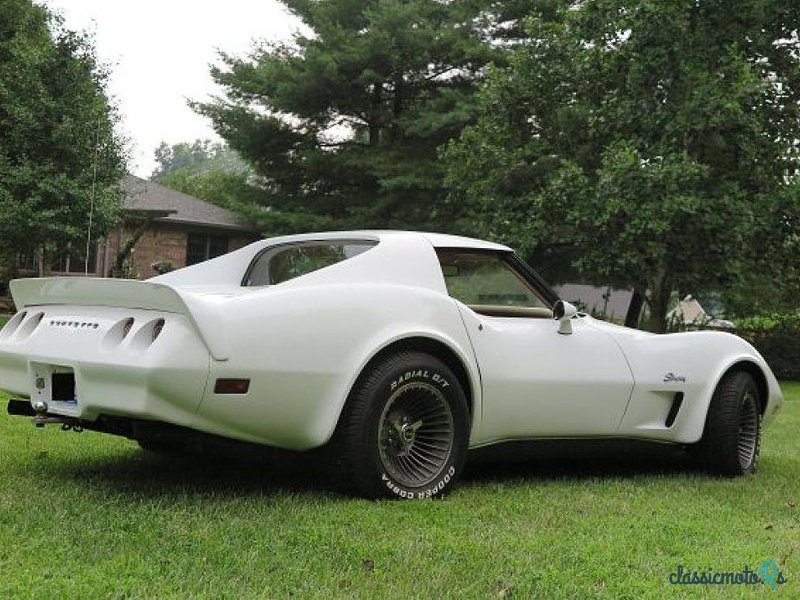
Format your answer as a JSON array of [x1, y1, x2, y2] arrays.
[[0, 306, 210, 428]]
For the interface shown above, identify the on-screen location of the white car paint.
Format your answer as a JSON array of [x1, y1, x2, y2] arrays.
[[458, 308, 635, 442], [0, 231, 783, 452]]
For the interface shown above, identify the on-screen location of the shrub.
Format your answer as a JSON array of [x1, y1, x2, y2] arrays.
[[734, 312, 800, 381], [0, 297, 15, 314], [151, 260, 175, 275]]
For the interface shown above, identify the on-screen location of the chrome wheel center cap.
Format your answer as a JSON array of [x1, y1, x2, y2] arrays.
[[401, 424, 415, 444]]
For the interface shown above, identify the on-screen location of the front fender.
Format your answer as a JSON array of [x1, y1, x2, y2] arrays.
[[597, 324, 783, 444]]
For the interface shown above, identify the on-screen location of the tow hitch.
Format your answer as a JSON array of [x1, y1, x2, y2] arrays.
[[6, 399, 83, 432], [32, 401, 60, 428]]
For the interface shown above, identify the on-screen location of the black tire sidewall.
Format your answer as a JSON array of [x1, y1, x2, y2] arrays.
[[697, 371, 762, 476], [738, 381, 761, 474], [358, 355, 470, 499]]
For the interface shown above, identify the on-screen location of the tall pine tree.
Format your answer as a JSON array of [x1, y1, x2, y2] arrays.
[[197, 0, 511, 233]]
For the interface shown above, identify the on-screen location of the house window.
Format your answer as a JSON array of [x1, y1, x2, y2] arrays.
[[186, 234, 229, 266]]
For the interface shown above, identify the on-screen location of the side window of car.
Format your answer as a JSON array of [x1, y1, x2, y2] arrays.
[[244, 241, 376, 286], [436, 249, 551, 317]]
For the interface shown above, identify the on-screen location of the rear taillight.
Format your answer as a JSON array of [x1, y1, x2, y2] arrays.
[[29, 312, 44, 333], [102, 316, 165, 350], [0, 311, 27, 339], [122, 318, 135, 338], [4, 311, 44, 340], [152, 319, 165, 342]]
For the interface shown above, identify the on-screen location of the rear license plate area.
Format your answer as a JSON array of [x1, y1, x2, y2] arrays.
[[51, 371, 76, 403]]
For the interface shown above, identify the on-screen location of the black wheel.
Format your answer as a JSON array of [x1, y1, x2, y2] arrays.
[[331, 351, 470, 499], [693, 371, 761, 475]]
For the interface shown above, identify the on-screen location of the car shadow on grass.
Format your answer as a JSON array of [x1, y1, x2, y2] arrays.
[[40, 438, 700, 499], [462, 439, 697, 485], [40, 443, 334, 498]]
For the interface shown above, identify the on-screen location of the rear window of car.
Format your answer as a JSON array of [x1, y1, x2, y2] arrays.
[[243, 240, 376, 286]]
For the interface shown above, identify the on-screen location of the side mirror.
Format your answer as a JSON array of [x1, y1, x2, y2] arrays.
[[553, 300, 578, 335]]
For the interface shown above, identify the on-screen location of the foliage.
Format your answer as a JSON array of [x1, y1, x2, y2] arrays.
[[0, 384, 798, 596], [718, 181, 800, 317], [734, 312, 800, 380], [720, 271, 800, 318], [151, 139, 263, 222], [0, 0, 126, 272], [152, 140, 248, 181], [195, 0, 518, 235], [735, 312, 800, 332], [151, 260, 175, 276], [444, 0, 800, 331]]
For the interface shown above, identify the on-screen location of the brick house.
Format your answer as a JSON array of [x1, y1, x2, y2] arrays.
[[94, 175, 260, 279]]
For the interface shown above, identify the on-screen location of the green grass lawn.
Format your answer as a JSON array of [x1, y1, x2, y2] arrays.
[[0, 385, 797, 598]]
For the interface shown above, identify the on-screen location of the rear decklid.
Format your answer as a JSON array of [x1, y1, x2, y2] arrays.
[[10, 278, 231, 360]]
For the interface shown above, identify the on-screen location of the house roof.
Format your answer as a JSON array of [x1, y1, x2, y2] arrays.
[[121, 175, 257, 233], [668, 294, 707, 323]]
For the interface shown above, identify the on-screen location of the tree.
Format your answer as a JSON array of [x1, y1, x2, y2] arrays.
[[150, 139, 263, 222], [0, 0, 125, 276], [196, 0, 515, 234], [151, 140, 249, 181], [719, 180, 800, 317], [445, 0, 800, 331]]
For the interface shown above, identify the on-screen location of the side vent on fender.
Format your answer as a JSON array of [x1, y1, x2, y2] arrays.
[[214, 379, 250, 395], [665, 392, 685, 427]]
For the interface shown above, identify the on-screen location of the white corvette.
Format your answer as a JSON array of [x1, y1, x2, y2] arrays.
[[0, 231, 784, 498]]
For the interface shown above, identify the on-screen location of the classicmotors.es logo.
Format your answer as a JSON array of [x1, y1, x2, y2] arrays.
[[668, 561, 788, 589]]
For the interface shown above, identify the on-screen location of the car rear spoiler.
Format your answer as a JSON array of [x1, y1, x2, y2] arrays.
[[9, 278, 230, 361]]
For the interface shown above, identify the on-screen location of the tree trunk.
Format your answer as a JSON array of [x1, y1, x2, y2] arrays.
[[37, 247, 46, 277], [646, 278, 673, 334], [368, 83, 382, 146], [390, 72, 403, 140], [624, 289, 645, 328]]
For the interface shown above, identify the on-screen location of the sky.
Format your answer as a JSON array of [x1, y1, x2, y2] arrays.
[[42, 0, 301, 178]]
